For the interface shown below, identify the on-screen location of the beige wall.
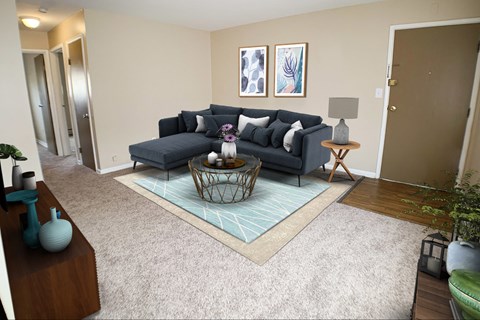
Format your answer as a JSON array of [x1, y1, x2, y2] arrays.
[[19, 30, 49, 49], [211, 0, 480, 175], [83, 9, 212, 170], [465, 86, 480, 173], [0, 0, 45, 317], [48, 10, 86, 49]]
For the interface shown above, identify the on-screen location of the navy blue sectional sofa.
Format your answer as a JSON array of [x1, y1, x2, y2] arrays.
[[129, 104, 332, 184]]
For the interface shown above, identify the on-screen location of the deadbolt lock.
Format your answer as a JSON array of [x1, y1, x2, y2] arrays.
[[388, 79, 398, 86], [388, 105, 397, 112]]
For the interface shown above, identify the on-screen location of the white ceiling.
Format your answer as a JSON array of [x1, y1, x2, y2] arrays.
[[16, 0, 384, 32]]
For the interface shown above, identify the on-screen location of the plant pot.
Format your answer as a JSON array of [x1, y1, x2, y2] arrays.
[[446, 241, 480, 275], [221, 142, 237, 160], [12, 165, 23, 190]]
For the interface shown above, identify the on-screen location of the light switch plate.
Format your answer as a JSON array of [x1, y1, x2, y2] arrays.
[[375, 88, 383, 98]]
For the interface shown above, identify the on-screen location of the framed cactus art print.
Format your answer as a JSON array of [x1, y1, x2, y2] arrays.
[[274, 43, 308, 97], [239, 45, 268, 97]]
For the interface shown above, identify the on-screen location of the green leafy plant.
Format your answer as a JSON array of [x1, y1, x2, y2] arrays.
[[0, 144, 27, 166], [403, 171, 480, 242]]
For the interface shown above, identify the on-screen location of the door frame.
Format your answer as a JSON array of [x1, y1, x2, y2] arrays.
[[64, 34, 99, 171], [22, 49, 66, 156], [375, 17, 480, 179], [49, 44, 75, 158]]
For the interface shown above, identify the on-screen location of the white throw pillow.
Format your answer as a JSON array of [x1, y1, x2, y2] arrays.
[[195, 115, 207, 133], [237, 114, 270, 134], [283, 120, 303, 152]]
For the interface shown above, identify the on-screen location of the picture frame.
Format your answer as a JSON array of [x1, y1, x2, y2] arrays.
[[239, 45, 268, 97], [274, 43, 308, 97]]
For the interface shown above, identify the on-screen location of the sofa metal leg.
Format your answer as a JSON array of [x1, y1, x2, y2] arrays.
[[167, 170, 170, 181], [133, 161, 137, 170], [298, 175, 301, 187], [322, 164, 326, 172]]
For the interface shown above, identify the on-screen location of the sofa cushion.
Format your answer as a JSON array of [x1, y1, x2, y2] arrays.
[[212, 140, 302, 170], [242, 108, 278, 125], [195, 115, 207, 133], [268, 119, 291, 148], [181, 109, 212, 132], [240, 123, 273, 147], [284, 120, 303, 152], [277, 110, 322, 129], [129, 133, 213, 164], [177, 113, 187, 133], [210, 104, 243, 115], [203, 114, 239, 137], [238, 114, 270, 134]]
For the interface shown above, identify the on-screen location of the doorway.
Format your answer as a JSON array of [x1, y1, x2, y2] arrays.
[[379, 21, 480, 187], [66, 37, 96, 171], [22, 51, 59, 155]]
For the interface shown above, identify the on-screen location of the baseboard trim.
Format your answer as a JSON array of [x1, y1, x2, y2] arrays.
[[324, 164, 375, 178], [36, 139, 48, 148], [96, 162, 134, 174]]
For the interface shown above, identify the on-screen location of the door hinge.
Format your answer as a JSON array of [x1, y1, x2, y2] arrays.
[[68, 58, 72, 65], [79, 147, 82, 154]]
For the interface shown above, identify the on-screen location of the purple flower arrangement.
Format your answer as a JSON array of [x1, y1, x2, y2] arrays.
[[217, 123, 239, 143]]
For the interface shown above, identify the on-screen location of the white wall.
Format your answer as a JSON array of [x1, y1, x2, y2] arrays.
[[0, 1, 44, 317], [23, 53, 48, 145], [83, 9, 212, 170]]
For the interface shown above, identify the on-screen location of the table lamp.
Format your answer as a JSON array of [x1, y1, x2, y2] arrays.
[[328, 97, 359, 145]]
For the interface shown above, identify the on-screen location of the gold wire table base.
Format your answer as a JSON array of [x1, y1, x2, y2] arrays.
[[188, 156, 261, 204]]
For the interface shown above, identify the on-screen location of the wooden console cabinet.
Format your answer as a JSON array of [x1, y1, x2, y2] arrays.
[[0, 182, 100, 319]]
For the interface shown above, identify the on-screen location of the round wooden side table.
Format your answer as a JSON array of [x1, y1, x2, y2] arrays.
[[321, 140, 360, 183]]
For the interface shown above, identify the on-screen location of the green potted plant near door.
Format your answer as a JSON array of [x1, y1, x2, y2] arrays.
[[0, 144, 28, 190]]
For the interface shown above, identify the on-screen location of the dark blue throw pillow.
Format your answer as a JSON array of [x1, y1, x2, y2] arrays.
[[252, 127, 274, 147], [181, 109, 212, 132], [268, 119, 291, 148], [240, 123, 273, 147], [203, 115, 239, 137]]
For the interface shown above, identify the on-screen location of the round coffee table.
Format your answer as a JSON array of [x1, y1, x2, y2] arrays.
[[188, 154, 261, 204]]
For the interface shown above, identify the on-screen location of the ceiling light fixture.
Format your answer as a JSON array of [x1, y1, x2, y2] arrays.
[[20, 16, 41, 29]]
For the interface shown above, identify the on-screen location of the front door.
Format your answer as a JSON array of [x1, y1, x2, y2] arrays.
[[68, 39, 96, 171], [381, 24, 480, 186], [34, 54, 57, 155]]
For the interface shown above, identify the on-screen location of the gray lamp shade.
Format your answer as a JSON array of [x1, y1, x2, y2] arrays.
[[328, 97, 359, 119]]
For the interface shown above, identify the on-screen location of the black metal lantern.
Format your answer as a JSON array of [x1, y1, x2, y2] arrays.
[[419, 232, 449, 278]]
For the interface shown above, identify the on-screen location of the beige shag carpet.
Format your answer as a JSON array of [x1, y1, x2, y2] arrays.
[[38, 146, 427, 319]]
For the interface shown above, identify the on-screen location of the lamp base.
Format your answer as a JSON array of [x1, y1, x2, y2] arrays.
[[333, 119, 349, 145]]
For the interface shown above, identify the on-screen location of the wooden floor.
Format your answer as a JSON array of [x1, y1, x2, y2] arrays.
[[413, 271, 453, 319], [340, 178, 452, 230]]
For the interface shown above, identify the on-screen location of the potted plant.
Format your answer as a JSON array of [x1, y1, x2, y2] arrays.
[[0, 144, 28, 190]]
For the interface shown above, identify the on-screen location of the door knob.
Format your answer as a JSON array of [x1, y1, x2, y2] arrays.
[[82, 113, 89, 119], [388, 105, 397, 112]]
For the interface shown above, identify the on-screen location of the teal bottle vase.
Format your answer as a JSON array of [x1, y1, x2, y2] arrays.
[[39, 207, 73, 253], [23, 197, 41, 248]]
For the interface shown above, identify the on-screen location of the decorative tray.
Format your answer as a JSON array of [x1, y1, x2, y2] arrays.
[[203, 158, 246, 169]]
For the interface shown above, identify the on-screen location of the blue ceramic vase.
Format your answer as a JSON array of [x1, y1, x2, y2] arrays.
[[23, 197, 41, 248], [39, 207, 73, 253]]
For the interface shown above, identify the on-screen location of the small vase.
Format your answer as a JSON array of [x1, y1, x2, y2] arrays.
[[12, 165, 23, 190], [39, 207, 73, 253], [221, 142, 237, 160], [23, 197, 41, 248]]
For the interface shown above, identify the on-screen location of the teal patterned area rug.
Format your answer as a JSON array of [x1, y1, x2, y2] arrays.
[[135, 173, 330, 243]]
